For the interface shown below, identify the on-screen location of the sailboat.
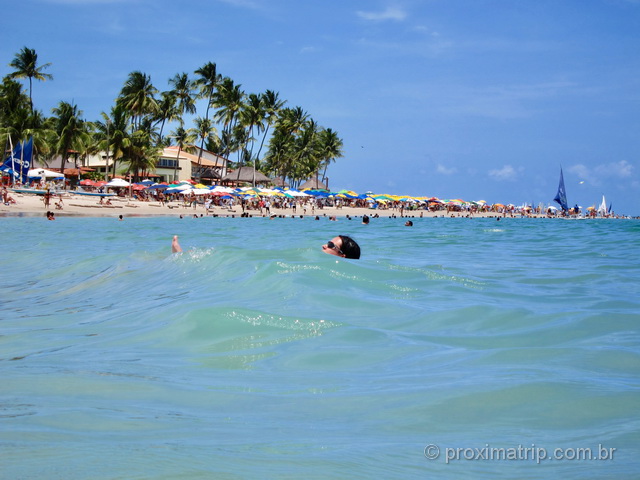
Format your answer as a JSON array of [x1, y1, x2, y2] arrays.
[[553, 168, 568, 212], [1, 137, 33, 185], [597, 195, 608, 217]]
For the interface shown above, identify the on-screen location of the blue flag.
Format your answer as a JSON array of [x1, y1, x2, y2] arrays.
[[553, 168, 568, 211], [1, 137, 33, 183]]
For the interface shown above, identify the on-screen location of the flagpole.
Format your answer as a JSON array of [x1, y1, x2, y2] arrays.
[[9, 136, 15, 188]]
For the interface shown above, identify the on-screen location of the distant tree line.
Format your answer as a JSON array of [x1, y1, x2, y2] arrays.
[[0, 47, 344, 186]]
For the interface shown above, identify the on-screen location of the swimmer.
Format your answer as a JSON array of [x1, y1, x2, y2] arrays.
[[322, 235, 360, 259], [405, 220, 413, 226], [172, 235, 182, 253]]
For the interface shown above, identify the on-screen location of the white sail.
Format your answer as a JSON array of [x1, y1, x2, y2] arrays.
[[597, 195, 607, 216]]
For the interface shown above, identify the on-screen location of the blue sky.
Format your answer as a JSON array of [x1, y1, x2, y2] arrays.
[[2, 0, 639, 214]]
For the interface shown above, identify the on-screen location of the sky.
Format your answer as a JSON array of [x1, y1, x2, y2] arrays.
[[2, 0, 639, 214]]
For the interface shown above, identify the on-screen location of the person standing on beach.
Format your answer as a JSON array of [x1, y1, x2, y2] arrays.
[[43, 189, 52, 209]]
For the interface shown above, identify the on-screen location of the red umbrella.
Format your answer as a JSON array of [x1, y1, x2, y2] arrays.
[[80, 179, 95, 186]]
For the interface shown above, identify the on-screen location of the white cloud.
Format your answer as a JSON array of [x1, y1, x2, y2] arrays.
[[595, 160, 633, 178], [300, 46, 320, 54], [436, 81, 576, 120], [357, 6, 407, 22], [436, 164, 457, 175], [488, 165, 519, 181], [569, 160, 634, 187]]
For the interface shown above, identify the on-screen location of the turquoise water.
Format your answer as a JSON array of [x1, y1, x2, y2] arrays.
[[1, 216, 639, 479]]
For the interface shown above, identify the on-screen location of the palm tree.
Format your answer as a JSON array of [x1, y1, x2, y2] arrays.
[[213, 77, 245, 160], [51, 101, 86, 174], [190, 116, 218, 181], [168, 72, 196, 124], [117, 71, 159, 129], [0, 77, 31, 149], [8, 47, 53, 113], [254, 89, 285, 162], [194, 62, 220, 125], [126, 125, 159, 182], [95, 105, 131, 180], [169, 126, 196, 182], [154, 91, 179, 142], [239, 93, 266, 186], [292, 119, 321, 184], [317, 128, 343, 185], [194, 62, 221, 172]]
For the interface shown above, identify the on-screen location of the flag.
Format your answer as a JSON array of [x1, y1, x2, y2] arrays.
[[553, 168, 568, 211], [1, 137, 33, 183]]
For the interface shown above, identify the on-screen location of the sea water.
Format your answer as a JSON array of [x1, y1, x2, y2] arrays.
[[1, 215, 639, 479]]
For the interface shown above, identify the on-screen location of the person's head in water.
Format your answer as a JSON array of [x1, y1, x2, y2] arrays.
[[362, 215, 369, 224], [322, 235, 360, 259]]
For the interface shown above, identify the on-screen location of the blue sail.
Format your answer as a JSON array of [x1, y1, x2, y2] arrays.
[[1, 137, 33, 183], [553, 168, 568, 211]]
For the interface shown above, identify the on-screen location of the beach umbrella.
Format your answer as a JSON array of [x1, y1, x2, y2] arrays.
[[27, 168, 65, 179], [140, 179, 155, 186], [166, 183, 192, 194], [186, 188, 212, 195], [106, 178, 131, 187], [210, 186, 236, 194], [79, 179, 95, 186], [146, 183, 169, 190], [283, 189, 310, 197]]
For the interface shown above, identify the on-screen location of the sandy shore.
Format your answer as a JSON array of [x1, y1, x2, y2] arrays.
[[1, 190, 531, 219]]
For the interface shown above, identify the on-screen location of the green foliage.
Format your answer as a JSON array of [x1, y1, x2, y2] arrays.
[[2, 49, 344, 185]]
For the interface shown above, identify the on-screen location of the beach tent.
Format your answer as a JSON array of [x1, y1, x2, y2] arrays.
[[222, 167, 271, 184], [299, 178, 328, 191]]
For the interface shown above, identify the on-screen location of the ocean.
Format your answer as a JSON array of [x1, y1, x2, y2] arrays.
[[1, 215, 639, 479]]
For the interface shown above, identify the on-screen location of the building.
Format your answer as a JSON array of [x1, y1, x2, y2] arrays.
[[159, 146, 228, 184], [46, 145, 229, 184]]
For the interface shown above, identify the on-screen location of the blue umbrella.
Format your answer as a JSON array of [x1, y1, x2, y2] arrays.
[[146, 183, 169, 190]]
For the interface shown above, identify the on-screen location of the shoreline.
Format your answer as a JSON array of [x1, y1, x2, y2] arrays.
[[0, 191, 633, 219]]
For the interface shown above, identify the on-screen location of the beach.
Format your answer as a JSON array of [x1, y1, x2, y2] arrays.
[[2, 189, 556, 219]]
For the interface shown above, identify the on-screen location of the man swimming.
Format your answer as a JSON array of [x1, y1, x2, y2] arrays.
[[322, 235, 361, 259]]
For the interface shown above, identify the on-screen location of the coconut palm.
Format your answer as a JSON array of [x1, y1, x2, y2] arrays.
[[0, 77, 31, 149], [213, 77, 245, 159], [51, 101, 87, 174], [254, 89, 285, 162], [117, 71, 159, 129], [194, 61, 220, 124], [95, 105, 131, 180], [194, 62, 221, 171], [8, 47, 53, 113], [190, 116, 218, 181], [239, 93, 266, 186], [168, 72, 196, 124], [317, 128, 343, 184], [126, 125, 159, 181], [169, 126, 196, 182], [154, 91, 179, 142]]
